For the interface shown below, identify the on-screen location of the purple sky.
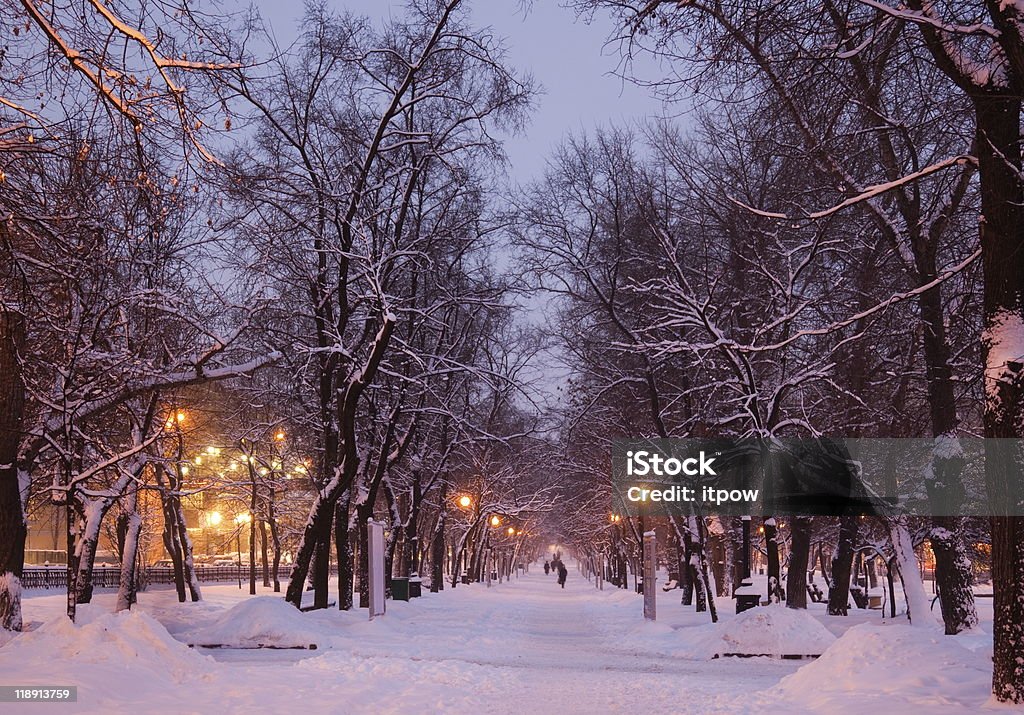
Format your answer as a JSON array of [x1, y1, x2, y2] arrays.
[[250, 0, 667, 185]]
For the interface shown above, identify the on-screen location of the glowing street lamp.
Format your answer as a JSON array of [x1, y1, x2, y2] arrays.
[[457, 495, 472, 509], [490, 515, 501, 528], [507, 526, 516, 536], [205, 511, 223, 527], [274, 430, 285, 441]]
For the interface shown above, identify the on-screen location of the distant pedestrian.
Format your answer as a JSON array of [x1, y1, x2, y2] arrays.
[[544, 560, 550, 575], [557, 561, 567, 588]]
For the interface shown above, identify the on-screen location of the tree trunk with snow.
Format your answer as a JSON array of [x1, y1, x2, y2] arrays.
[[0, 308, 26, 632], [71, 502, 104, 605], [972, 93, 1024, 702], [115, 488, 142, 612], [889, 517, 934, 626]]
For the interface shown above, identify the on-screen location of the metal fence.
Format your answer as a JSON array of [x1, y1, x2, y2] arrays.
[[21, 565, 297, 590]]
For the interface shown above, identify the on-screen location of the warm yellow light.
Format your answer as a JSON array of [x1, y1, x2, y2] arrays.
[[176, 411, 186, 423], [490, 515, 501, 528], [457, 495, 472, 509], [275, 431, 285, 441], [507, 526, 515, 536], [295, 464, 307, 474], [164, 419, 174, 429], [180, 465, 190, 476], [229, 461, 238, 471], [207, 511, 223, 526], [758, 526, 765, 533], [206, 446, 219, 456], [194, 456, 202, 465], [258, 467, 269, 476], [235, 513, 252, 524]]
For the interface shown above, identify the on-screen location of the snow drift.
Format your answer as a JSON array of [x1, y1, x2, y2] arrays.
[[769, 623, 991, 711], [1, 610, 211, 683], [183, 596, 325, 648], [720, 604, 836, 656]]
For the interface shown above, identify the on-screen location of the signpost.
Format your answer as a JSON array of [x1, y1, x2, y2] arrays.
[[368, 520, 386, 620], [643, 531, 657, 620]]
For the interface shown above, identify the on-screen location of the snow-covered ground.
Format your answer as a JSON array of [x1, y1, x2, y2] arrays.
[[0, 564, 1004, 714]]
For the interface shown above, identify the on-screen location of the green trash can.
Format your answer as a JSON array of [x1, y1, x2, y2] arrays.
[[391, 577, 410, 601], [408, 577, 422, 598]]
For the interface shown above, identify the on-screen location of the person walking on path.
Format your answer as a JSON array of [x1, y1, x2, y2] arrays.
[[544, 560, 550, 575], [557, 561, 568, 588]]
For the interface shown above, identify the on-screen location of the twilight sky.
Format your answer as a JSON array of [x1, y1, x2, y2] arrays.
[[249, 0, 668, 186]]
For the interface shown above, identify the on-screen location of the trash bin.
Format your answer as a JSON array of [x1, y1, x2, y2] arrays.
[[409, 577, 422, 598], [461, 575, 471, 585], [392, 577, 410, 601]]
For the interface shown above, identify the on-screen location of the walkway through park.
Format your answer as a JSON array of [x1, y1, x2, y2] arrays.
[[7, 562, 806, 713]]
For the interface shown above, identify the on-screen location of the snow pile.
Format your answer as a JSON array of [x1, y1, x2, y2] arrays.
[[768, 624, 991, 710], [2, 610, 210, 683], [183, 596, 325, 648], [0, 628, 18, 648], [720, 605, 836, 656]]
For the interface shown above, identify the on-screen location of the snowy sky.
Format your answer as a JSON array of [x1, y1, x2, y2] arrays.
[[248, 0, 667, 186]]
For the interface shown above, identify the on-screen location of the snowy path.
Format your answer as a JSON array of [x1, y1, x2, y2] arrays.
[[1, 564, 996, 714]]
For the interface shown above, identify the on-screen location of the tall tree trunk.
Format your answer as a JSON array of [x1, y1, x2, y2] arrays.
[[431, 508, 445, 593], [764, 517, 781, 602], [786, 517, 811, 609], [260, 518, 270, 588], [334, 497, 353, 609], [176, 501, 201, 602], [286, 496, 333, 608], [828, 515, 858, 615], [972, 93, 1024, 702], [0, 308, 26, 632], [268, 489, 282, 593], [357, 503, 371, 608], [915, 265, 979, 635], [115, 488, 142, 612]]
